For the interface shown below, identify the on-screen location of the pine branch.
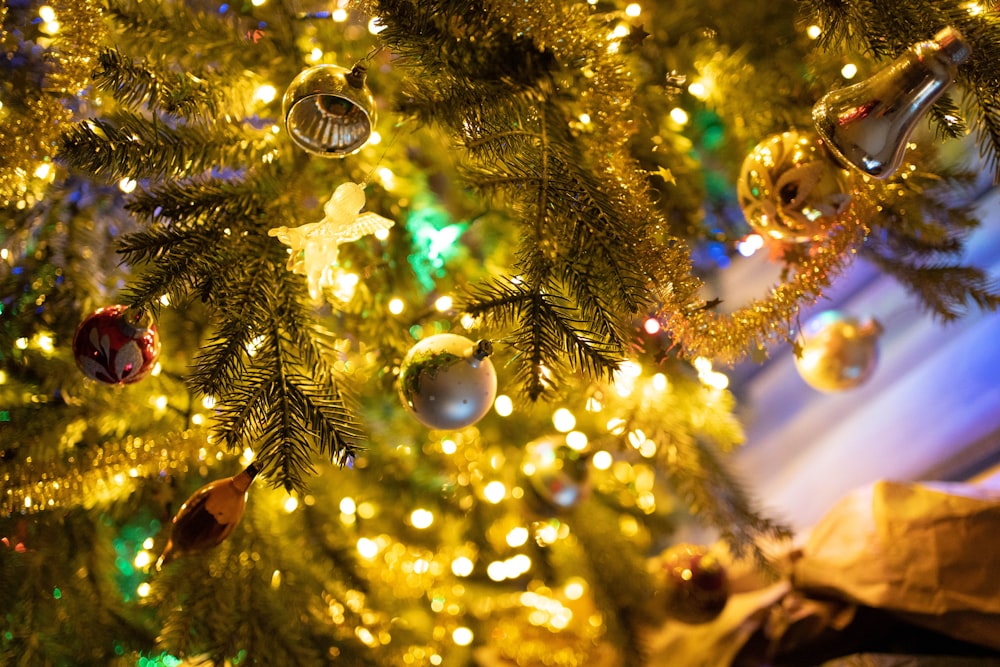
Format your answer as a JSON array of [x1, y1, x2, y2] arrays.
[[58, 113, 271, 182], [862, 250, 1000, 321], [91, 47, 252, 121], [125, 173, 275, 228]]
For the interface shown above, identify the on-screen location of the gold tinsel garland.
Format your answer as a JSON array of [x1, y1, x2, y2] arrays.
[[0, 0, 106, 203]]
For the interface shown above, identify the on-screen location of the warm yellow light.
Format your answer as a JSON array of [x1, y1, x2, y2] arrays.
[[357, 501, 376, 519], [606, 417, 626, 435], [652, 373, 668, 391], [578, 113, 591, 124], [483, 481, 506, 504], [308, 47, 323, 63], [134, 550, 152, 568], [35, 333, 54, 353], [368, 17, 387, 34], [552, 408, 576, 432], [340, 497, 356, 514], [506, 526, 529, 547], [535, 523, 559, 544], [357, 537, 379, 559], [39, 5, 56, 21], [643, 317, 661, 334], [250, 0, 265, 5], [332, 8, 348, 22], [136, 582, 152, 597], [151, 362, 162, 377], [34, 163, 52, 180], [441, 438, 457, 455], [154, 395, 168, 411], [40, 20, 59, 35], [411, 508, 434, 529], [434, 295, 453, 312], [0, 370, 7, 385], [451, 556, 474, 577], [119, 177, 137, 193], [494, 394, 513, 417], [591, 450, 612, 470], [142, 537, 154, 549], [388, 298, 405, 315], [688, 81, 707, 99], [585, 396, 603, 412], [486, 561, 506, 581], [806, 24, 822, 39], [284, 496, 299, 513], [564, 577, 586, 600], [254, 84, 277, 105], [670, 107, 689, 125], [841, 63, 858, 79], [611, 24, 630, 39], [565, 430, 588, 451], [452, 627, 473, 646], [625, 3, 641, 17]]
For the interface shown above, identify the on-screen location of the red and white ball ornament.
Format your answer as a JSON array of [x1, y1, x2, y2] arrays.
[[73, 305, 160, 384]]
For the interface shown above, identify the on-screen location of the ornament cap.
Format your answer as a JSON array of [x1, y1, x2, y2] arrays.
[[932, 26, 970, 66]]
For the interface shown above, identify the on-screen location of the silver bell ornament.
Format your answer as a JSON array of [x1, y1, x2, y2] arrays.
[[794, 310, 883, 392], [283, 63, 376, 157], [813, 26, 970, 179], [398, 333, 498, 430], [737, 130, 853, 244], [521, 435, 590, 514]]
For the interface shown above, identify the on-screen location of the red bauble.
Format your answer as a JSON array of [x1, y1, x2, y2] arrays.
[[656, 544, 729, 624], [73, 305, 160, 384]]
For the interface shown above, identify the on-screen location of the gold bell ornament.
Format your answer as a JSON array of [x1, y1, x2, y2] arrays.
[[156, 463, 259, 568], [282, 63, 376, 157], [794, 310, 883, 392], [813, 26, 970, 179]]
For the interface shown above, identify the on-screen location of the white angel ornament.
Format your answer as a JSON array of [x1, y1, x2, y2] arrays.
[[269, 182, 394, 303]]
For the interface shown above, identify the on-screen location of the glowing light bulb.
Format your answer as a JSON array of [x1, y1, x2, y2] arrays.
[[134, 551, 152, 568], [565, 430, 588, 451], [119, 177, 137, 193], [284, 496, 299, 513], [643, 317, 661, 334], [452, 627, 473, 646], [441, 439, 457, 455], [34, 163, 52, 180], [688, 81, 708, 99], [253, 84, 277, 104], [669, 107, 689, 125], [552, 408, 576, 432], [388, 298, 405, 315], [591, 450, 613, 470], [840, 63, 858, 79], [806, 24, 822, 39], [332, 8, 348, 21], [368, 17, 387, 34], [357, 537, 379, 559], [625, 3, 641, 17], [483, 481, 506, 504], [340, 497, 357, 514], [136, 582, 152, 597], [506, 526, 529, 547], [451, 556, 474, 577], [434, 295, 453, 312], [410, 508, 434, 529], [494, 394, 513, 417]]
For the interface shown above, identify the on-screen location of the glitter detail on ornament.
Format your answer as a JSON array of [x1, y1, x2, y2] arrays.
[[72, 305, 160, 385]]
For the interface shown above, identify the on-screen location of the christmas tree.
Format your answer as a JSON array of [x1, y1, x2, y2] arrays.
[[3, 0, 1000, 665]]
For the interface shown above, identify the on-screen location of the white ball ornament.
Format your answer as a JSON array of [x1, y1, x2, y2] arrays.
[[397, 333, 498, 430]]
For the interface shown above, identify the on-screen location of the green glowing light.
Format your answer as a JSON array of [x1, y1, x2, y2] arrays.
[[405, 200, 468, 291], [52, 587, 61, 599]]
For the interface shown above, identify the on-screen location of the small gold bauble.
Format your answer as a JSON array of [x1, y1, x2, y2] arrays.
[[737, 130, 852, 243], [795, 310, 882, 392]]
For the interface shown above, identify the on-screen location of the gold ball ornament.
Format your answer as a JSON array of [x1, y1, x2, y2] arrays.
[[795, 310, 883, 392], [737, 130, 853, 243], [652, 543, 729, 624], [282, 64, 376, 157], [397, 334, 498, 430], [522, 435, 590, 514]]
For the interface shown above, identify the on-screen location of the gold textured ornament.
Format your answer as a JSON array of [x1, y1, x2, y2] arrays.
[[156, 463, 259, 568], [737, 130, 853, 243], [268, 182, 394, 302], [794, 310, 882, 392], [282, 64, 376, 156]]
